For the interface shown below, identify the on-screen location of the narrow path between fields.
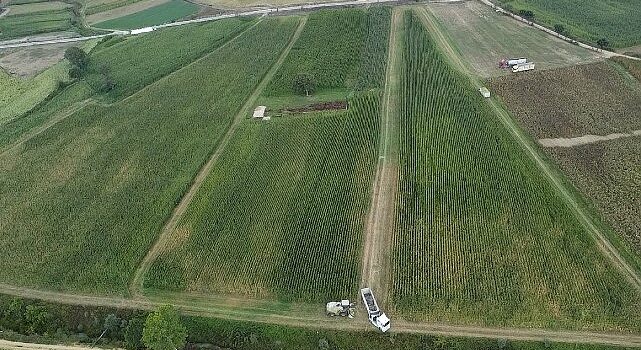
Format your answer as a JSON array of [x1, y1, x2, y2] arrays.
[[128, 16, 308, 297], [415, 6, 641, 292], [360, 7, 402, 308], [539, 130, 641, 148]]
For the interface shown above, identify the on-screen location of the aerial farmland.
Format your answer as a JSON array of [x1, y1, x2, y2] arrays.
[[1, 0, 641, 349]]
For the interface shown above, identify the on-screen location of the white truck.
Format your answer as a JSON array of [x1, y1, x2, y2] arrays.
[[360, 288, 390, 332], [512, 62, 535, 72]]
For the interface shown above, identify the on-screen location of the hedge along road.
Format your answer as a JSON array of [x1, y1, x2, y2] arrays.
[[414, 5, 641, 293]]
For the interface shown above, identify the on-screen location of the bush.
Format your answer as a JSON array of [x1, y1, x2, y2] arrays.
[[64, 47, 89, 70], [292, 73, 316, 96]]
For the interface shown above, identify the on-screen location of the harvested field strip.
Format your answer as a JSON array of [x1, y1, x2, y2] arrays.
[[86, 0, 169, 24], [145, 93, 380, 302], [390, 11, 641, 331], [7, 1, 70, 16], [86, 0, 145, 15], [539, 130, 641, 148], [488, 62, 641, 139], [0, 17, 298, 295]]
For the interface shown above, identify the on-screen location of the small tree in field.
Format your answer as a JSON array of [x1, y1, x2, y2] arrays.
[[597, 38, 610, 50], [142, 305, 187, 350], [64, 47, 89, 70], [292, 73, 316, 96], [554, 24, 565, 35]]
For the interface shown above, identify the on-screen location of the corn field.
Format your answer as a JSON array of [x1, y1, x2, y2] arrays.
[[390, 12, 641, 331], [145, 93, 380, 302], [0, 18, 299, 294]]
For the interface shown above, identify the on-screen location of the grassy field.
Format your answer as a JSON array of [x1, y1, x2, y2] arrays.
[[0, 9, 74, 40], [496, 0, 641, 48], [424, 2, 601, 78], [0, 17, 298, 295], [261, 8, 390, 108], [93, 0, 199, 30], [0, 61, 69, 126], [87, 17, 253, 100], [613, 57, 641, 81], [390, 11, 641, 331], [6, 1, 70, 15], [86, 0, 145, 15], [145, 94, 380, 301], [488, 62, 641, 139]]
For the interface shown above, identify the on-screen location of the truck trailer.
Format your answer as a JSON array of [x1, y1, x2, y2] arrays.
[[512, 62, 535, 72], [360, 288, 390, 332]]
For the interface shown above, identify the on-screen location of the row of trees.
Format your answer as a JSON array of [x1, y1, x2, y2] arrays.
[[0, 298, 186, 350]]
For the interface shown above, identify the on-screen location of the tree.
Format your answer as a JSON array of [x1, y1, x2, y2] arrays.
[[142, 305, 187, 350], [553, 24, 565, 35], [292, 73, 316, 96], [92, 314, 121, 346], [125, 317, 145, 350], [518, 9, 535, 19], [597, 38, 610, 49], [64, 47, 89, 70]]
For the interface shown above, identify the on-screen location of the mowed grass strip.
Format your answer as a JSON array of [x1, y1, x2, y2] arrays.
[[145, 94, 380, 302], [390, 12, 641, 331], [0, 17, 299, 295], [93, 0, 199, 30], [87, 17, 253, 100]]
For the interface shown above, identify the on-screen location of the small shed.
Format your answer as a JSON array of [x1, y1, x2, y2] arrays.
[[479, 87, 491, 98], [253, 106, 266, 119]]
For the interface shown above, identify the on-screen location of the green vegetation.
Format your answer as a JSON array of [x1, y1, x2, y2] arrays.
[[6, 1, 70, 16], [146, 94, 380, 301], [497, 0, 641, 48], [85, 0, 144, 16], [262, 7, 390, 107], [0, 17, 298, 294], [87, 17, 253, 100], [143, 305, 186, 350], [390, 11, 641, 331], [93, 0, 199, 30], [0, 294, 631, 350], [0, 62, 70, 125], [0, 9, 74, 39]]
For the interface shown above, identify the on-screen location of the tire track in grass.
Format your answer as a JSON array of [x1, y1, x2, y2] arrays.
[[360, 7, 402, 307], [129, 16, 308, 297], [414, 5, 641, 292]]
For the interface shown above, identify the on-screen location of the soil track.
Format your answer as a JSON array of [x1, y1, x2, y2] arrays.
[[539, 130, 641, 148], [129, 16, 308, 297], [415, 5, 641, 292], [0, 339, 113, 350], [360, 8, 401, 308]]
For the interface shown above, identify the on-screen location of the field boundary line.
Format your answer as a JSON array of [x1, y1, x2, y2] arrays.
[[128, 16, 308, 297], [0, 338, 116, 350], [360, 7, 402, 307], [1, 283, 641, 347], [415, 5, 641, 292], [0, 99, 92, 158]]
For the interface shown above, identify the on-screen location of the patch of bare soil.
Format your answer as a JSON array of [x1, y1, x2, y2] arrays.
[[87, 0, 170, 24], [0, 42, 77, 77], [281, 100, 347, 113], [539, 130, 641, 148]]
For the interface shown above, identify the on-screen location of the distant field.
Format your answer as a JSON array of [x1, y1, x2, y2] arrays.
[[0, 17, 298, 294], [0, 9, 73, 39], [390, 11, 641, 331], [424, 1, 601, 78], [86, 0, 145, 15], [488, 62, 641, 138], [262, 8, 390, 108], [86, 0, 169, 24], [146, 94, 379, 301], [93, 0, 199, 30], [496, 0, 641, 48], [7, 1, 70, 15], [87, 17, 253, 100]]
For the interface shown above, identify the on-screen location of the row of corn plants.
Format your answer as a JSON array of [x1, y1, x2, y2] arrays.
[[390, 11, 641, 332]]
